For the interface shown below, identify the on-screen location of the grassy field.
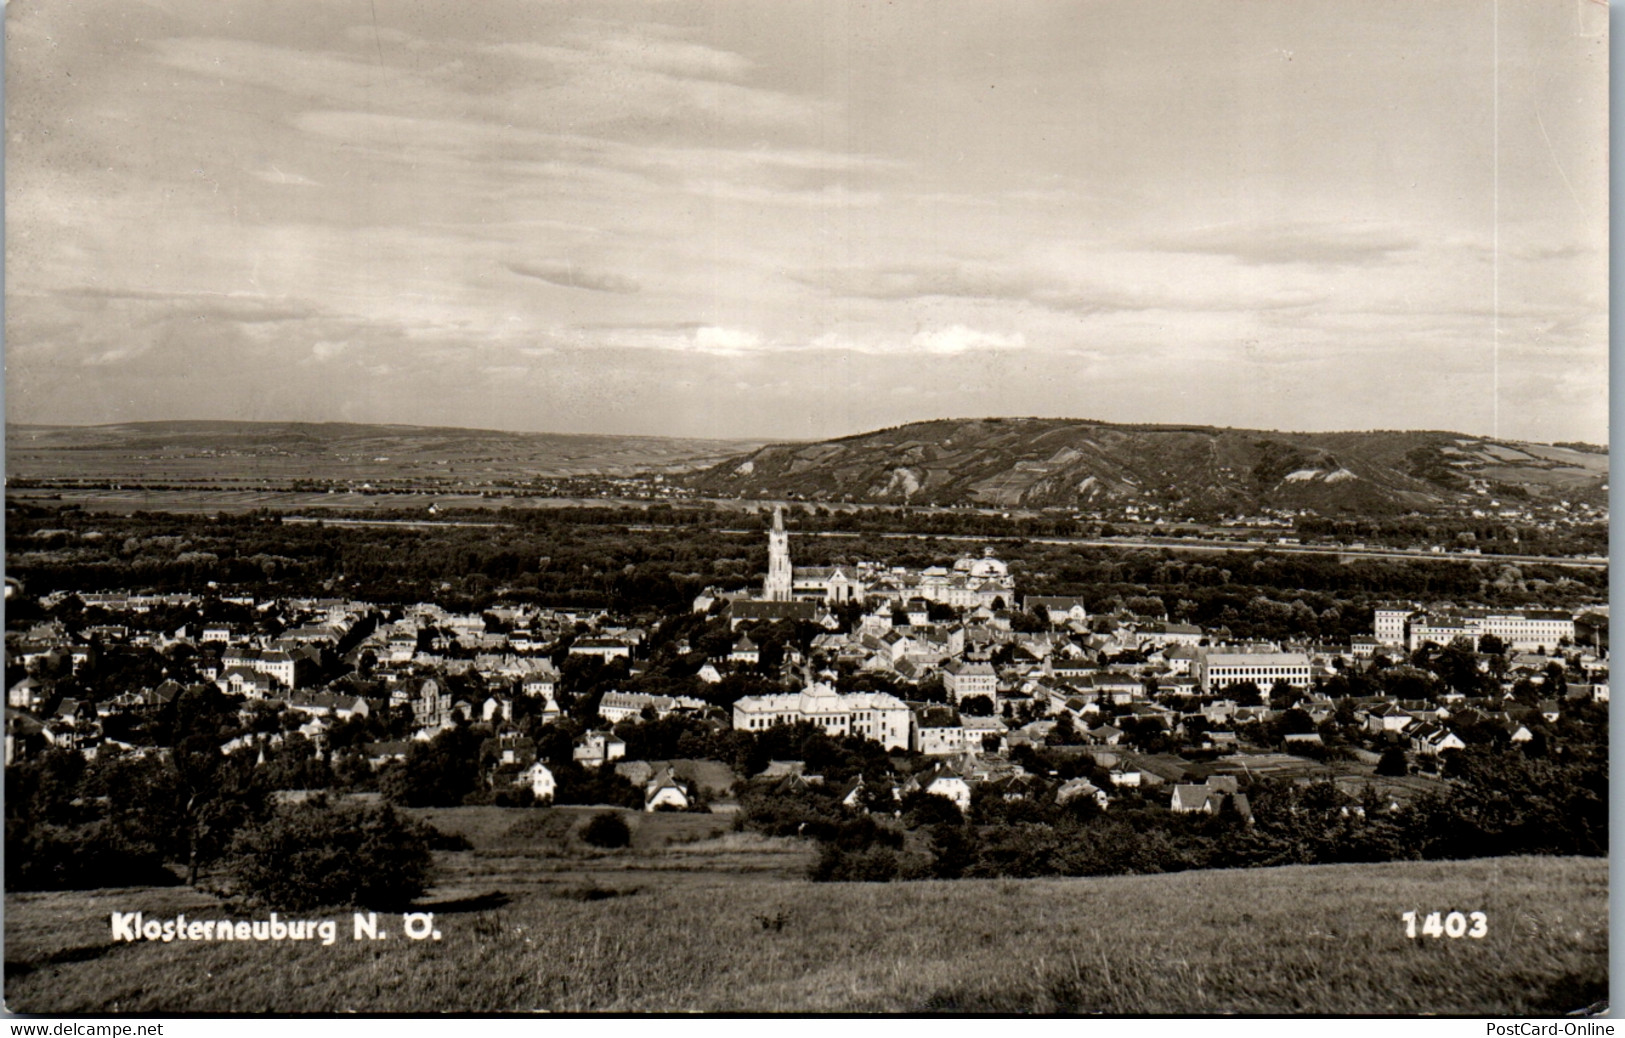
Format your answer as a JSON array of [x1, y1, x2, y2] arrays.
[[4, 807, 1607, 1015]]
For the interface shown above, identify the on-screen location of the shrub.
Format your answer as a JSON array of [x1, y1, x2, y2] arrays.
[[229, 799, 433, 911], [808, 843, 899, 882], [580, 811, 632, 848], [6, 820, 178, 892], [1376, 747, 1410, 777]]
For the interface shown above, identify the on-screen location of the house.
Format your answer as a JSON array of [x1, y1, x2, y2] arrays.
[[1025, 596, 1090, 626], [7, 677, 43, 711], [569, 638, 632, 661], [521, 668, 559, 700], [959, 714, 1008, 753], [1107, 765, 1143, 787], [1056, 777, 1111, 810], [912, 706, 966, 756], [1086, 724, 1124, 746], [1161, 644, 1202, 677], [941, 659, 997, 703], [1409, 723, 1467, 757], [730, 635, 761, 665], [361, 740, 412, 768], [1137, 622, 1203, 650], [644, 767, 691, 812], [222, 667, 275, 699], [493, 734, 538, 768], [1170, 777, 1251, 820], [517, 761, 556, 803], [1365, 703, 1413, 734], [910, 764, 971, 812], [834, 775, 865, 808], [598, 691, 705, 724], [573, 731, 627, 769]]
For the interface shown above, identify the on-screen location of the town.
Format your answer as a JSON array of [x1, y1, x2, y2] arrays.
[[6, 501, 1607, 886]]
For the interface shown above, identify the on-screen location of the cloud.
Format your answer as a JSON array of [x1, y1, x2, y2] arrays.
[[910, 326, 1026, 355], [806, 327, 1028, 356], [1146, 221, 1419, 266], [504, 261, 641, 295], [692, 326, 763, 354], [311, 340, 347, 361], [248, 167, 321, 187]]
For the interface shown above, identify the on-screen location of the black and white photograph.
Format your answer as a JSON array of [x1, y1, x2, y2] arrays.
[[2, 0, 1609, 1018]]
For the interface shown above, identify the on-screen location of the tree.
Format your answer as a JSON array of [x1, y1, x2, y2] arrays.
[[959, 694, 994, 717], [581, 811, 632, 848], [1226, 680, 1263, 707], [1376, 747, 1410, 777], [229, 799, 433, 911]]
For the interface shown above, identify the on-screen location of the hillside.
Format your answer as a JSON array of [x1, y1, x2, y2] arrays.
[[6, 421, 765, 483], [4, 836, 1606, 1014], [685, 417, 1609, 514]]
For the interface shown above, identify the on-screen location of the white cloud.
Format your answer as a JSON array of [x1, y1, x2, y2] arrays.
[[691, 326, 763, 355], [910, 326, 1026, 355]]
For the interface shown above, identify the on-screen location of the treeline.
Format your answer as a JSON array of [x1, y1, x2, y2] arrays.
[[9, 503, 1603, 622], [737, 740, 1607, 883], [1294, 516, 1608, 558]]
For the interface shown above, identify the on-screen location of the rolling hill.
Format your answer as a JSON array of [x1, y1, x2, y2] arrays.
[[684, 417, 1609, 514], [6, 421, 765, 483]]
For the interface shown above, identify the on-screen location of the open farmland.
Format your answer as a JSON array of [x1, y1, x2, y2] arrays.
[[3, 805, 1606, 1015]]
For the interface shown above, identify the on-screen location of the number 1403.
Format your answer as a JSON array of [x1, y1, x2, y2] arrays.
[[1401, 910, 1487, 939]]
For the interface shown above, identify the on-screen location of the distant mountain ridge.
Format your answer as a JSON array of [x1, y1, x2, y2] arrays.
[[7, 420, 766, 480], [683, 417, 1609, 514]]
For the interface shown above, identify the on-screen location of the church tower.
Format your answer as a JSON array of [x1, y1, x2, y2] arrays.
[[764, 506, 792, 601]]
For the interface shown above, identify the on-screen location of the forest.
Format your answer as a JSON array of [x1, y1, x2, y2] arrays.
[[6, 503, 1606, 644]]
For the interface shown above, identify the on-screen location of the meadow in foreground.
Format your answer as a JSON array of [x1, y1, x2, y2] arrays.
[[3, 808, 1607, 1015]]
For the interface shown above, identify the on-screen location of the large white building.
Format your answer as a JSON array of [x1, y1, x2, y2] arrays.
[[1194, 651, 1312, 693], [941, 659, 997, 703], [1380, 607, 1575, 653], [732, 681, 912, 750]]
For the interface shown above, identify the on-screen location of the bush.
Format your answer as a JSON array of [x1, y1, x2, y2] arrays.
[[1376, 747, 1410, 777], [808, 843, 899, 882], [229, 799, 433, 911], [6, 820, 179, 892], [580, 811, 632, 848]]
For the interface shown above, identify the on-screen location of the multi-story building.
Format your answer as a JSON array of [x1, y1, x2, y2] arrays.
[[1373, 604, 1414, 646], [1194, 651, 1312, 693], [732, 681, 912, 750], [1390, 608, 1575, 652], [941, 659, 997, 703]]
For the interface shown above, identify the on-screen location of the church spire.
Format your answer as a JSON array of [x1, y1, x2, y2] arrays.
[[764, 505, 792, 601]]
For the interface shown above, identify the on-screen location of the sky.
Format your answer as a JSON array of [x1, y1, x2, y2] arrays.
[[4, 0, 1608, 443]]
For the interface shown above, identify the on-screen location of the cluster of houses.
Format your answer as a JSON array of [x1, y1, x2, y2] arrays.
[[3, 594, 655, 771], [4, 514, 1607, 820]]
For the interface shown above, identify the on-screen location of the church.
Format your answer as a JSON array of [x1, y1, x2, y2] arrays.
[[757, 506, 1013, 610], [761, 506, 867, 605]]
